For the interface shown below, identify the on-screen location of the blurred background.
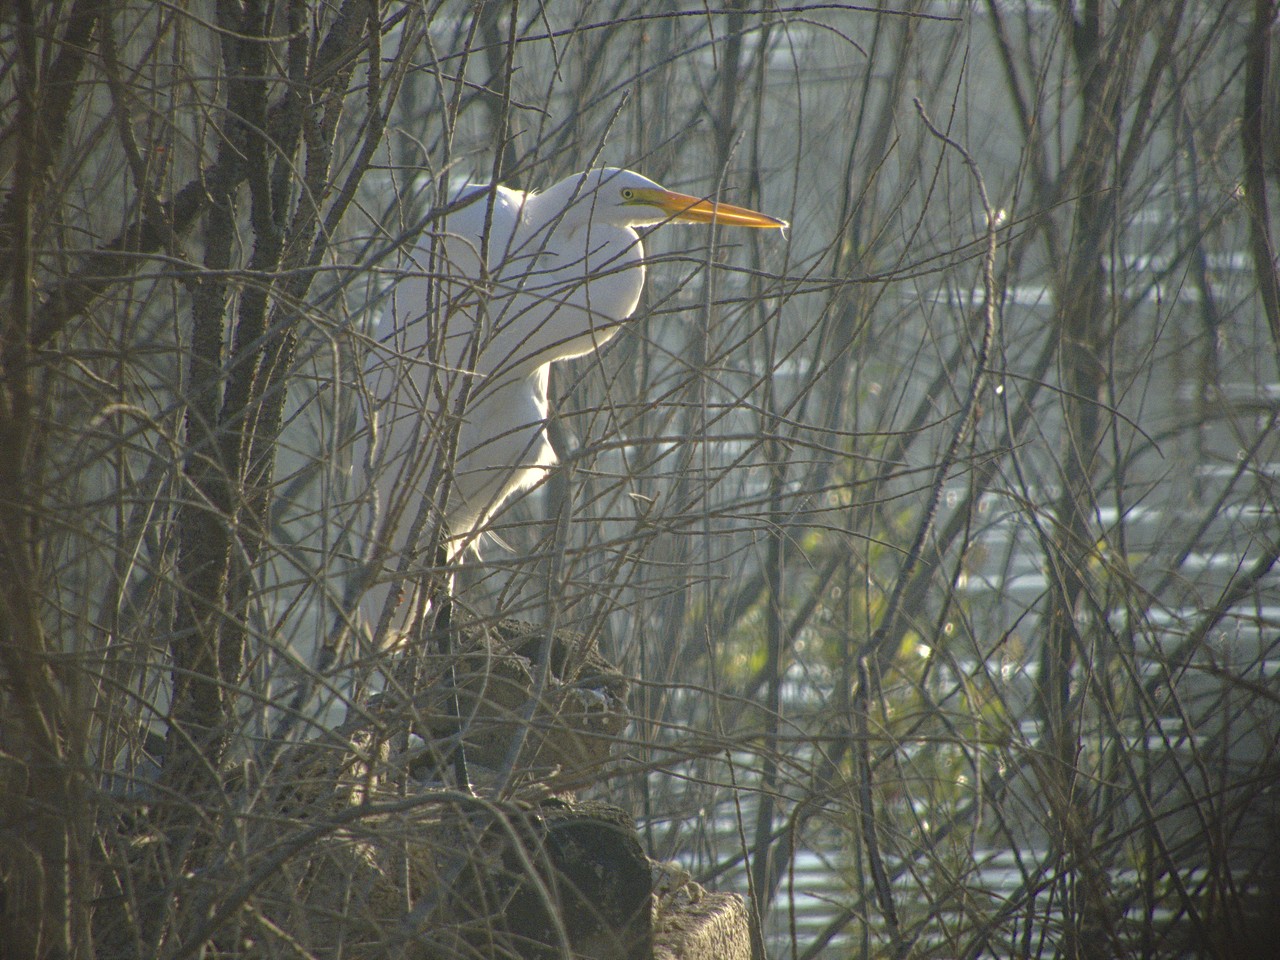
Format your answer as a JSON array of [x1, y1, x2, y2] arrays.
[[4, 1, 1279, 957]]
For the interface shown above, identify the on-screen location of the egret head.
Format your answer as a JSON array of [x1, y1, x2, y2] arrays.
[[553, 167, 788, 231]]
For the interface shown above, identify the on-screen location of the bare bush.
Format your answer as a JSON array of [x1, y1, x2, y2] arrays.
[[2, 2, 1277, 958]]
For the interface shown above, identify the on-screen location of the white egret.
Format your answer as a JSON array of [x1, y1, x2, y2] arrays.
[[357, 167, 786, 627]]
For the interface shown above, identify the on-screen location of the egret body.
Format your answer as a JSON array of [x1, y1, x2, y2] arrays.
[[358, 167, 785, 622]]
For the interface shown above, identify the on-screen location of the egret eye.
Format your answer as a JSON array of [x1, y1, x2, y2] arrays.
[[621, 188, 635, 200]]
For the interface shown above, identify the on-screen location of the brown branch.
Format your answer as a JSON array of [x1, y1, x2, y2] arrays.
[[1242, 0, 1280, 362], [0, 0, 105, 274], [163, 151, 238, 796], [30, 158, 235, 347], [27, 0, 380, 349], [0, 4, 94, 956]]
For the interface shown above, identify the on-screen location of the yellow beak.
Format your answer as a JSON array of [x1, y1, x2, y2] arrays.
[[641, 188, 788, 229]]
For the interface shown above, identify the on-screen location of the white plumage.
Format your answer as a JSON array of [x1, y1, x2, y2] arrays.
[[356, 167, 784, 622]]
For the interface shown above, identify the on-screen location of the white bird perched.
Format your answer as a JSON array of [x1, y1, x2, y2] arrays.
[[356, 167, 785, 624]]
